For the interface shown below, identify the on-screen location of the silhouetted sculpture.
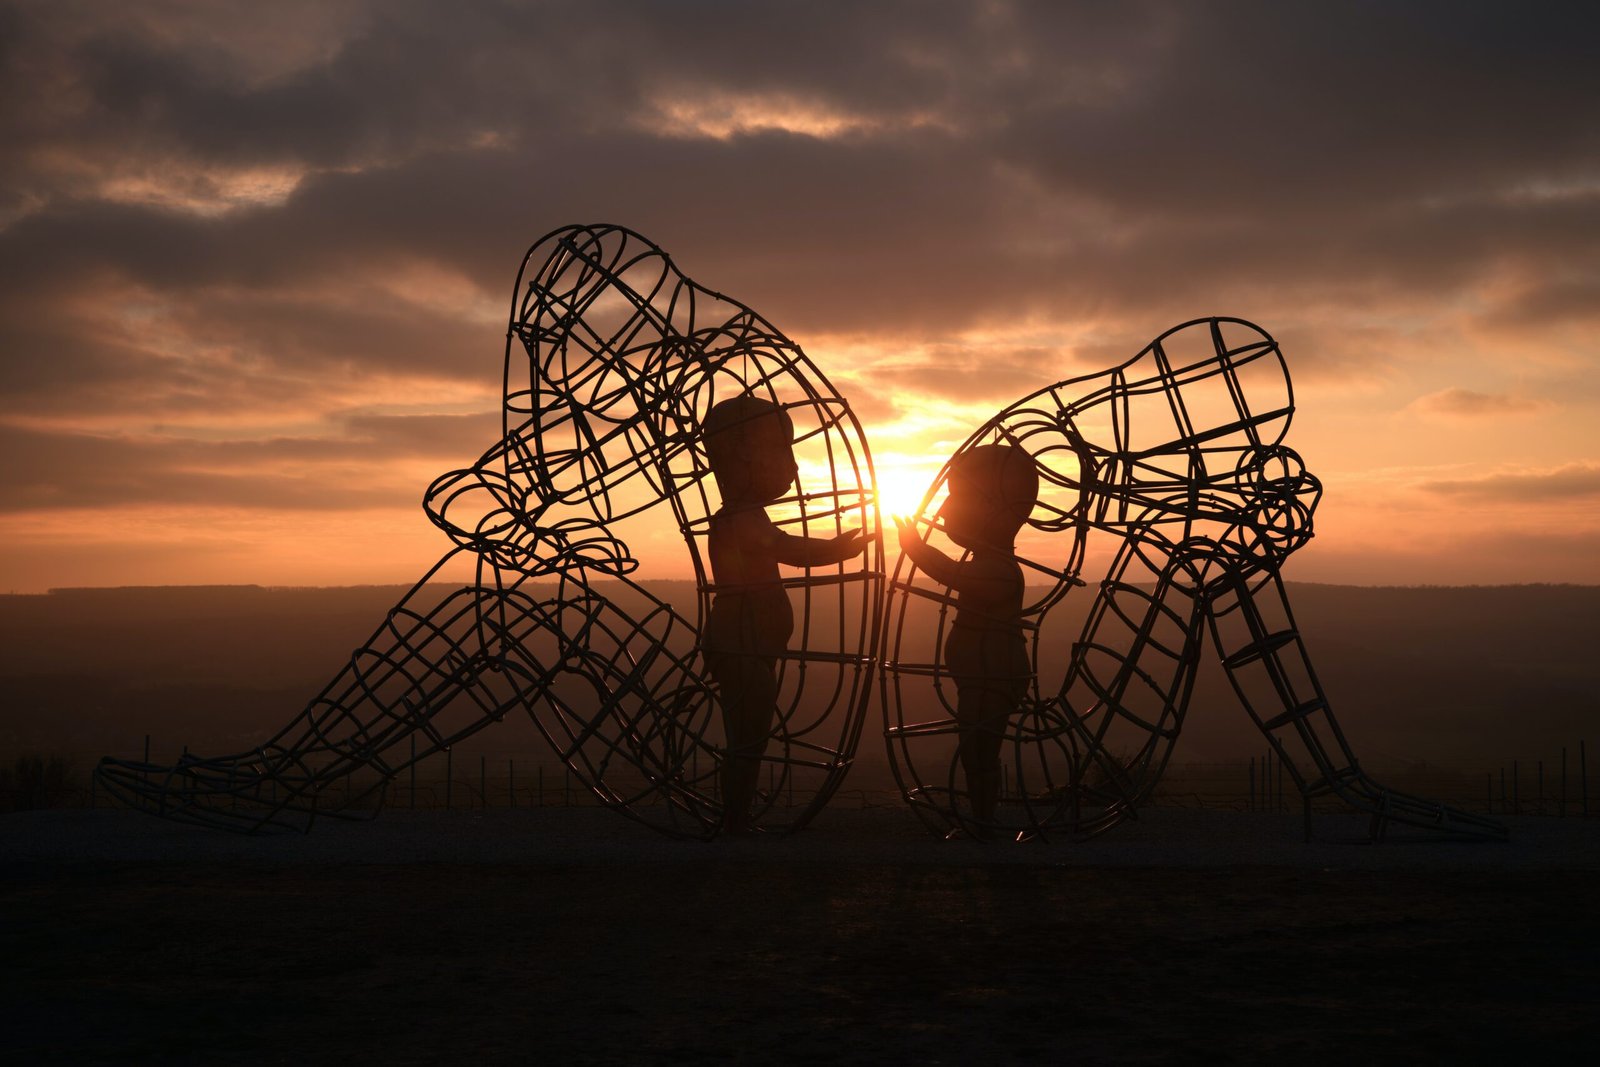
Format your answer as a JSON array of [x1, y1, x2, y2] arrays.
[[895, 446, 1037, 836], [703, 397, 871, 833], [97, 224, 884, 838], [884, 317, 1507, 842]]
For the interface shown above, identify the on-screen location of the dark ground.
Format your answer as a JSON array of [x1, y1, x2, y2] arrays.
[[5, 808, 1598, 1064]]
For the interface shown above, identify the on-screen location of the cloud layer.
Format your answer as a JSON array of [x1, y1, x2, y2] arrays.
[[3, 1, 1598, 588]]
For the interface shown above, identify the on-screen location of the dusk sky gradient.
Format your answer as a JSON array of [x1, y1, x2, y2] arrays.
[[2, 0, 1598, 591]]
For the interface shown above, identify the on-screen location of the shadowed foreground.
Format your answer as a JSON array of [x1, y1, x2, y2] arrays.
[[4, 809, 1597, 1063]]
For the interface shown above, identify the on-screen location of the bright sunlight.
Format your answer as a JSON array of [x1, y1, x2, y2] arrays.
[[871, 454, 949, 520]]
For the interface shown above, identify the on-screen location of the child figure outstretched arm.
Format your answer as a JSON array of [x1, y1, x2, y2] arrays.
[[894, 445, 1039, 836], [701, 395, 868, 834]]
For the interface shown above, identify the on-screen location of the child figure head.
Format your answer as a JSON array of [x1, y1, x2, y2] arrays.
[[942, 444, 1039, 550], [704, 395, 799, 505]]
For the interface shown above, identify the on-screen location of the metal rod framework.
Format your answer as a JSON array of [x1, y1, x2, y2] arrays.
[[882, 317, 1507, 842], [96, 224, 885, 839]]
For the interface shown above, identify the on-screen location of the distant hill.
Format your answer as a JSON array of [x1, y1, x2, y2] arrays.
[[2, 582, 1596, 775]]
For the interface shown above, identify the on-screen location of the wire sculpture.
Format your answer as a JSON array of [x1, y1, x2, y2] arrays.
[[884, 317, 1508, 842], [97, 224, 884, 838]]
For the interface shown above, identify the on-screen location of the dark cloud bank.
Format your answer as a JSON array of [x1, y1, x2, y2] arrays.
[[1, 0, 1597, 574]]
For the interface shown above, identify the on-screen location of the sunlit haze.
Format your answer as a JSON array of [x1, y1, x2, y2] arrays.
[[3, 2, 1598, 591]]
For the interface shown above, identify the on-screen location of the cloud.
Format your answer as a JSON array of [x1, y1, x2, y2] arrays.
[[1410, 388, 1547, 418], [1421, 462, 1600, 502], [854, 345, 1064, 405], [2, 1, 1598, 585], [0, 411, 499, 511], [1479, 272, 1600, 331]]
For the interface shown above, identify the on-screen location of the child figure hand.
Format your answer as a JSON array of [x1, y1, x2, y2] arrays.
[[893, 516, 923, 554], [832, 527, 873, 558]]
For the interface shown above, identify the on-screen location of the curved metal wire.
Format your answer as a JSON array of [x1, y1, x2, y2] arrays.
[[97, 224, 884, 838], [883, 317, 1506, 842]]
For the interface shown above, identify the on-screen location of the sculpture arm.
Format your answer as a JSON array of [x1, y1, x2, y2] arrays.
[[774, 527, 870, 568], [893, 517, 965, 589]]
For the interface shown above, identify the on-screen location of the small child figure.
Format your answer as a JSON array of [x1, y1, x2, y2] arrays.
[[701, 395, 870, 835], [895, 445, 1039, 836]]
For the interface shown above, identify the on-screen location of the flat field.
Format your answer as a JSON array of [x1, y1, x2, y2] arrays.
[[4, 808, 1598, 1064]]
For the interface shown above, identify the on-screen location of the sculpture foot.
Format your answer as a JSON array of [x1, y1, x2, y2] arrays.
[[95, 750, 320, 834]]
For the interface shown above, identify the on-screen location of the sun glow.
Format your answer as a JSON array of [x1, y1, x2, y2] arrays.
[[872, 454, 949, 521]]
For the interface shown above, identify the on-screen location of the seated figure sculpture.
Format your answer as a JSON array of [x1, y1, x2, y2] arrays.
[[884, 317, 1506, 842], [97, 224, 883, 838]]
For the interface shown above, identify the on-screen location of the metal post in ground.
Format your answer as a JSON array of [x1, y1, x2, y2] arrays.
[[539, 765, 544, 807], [480, 755, 486, 810], [446, 747, 453, 811], [1249, 757, 1256, 812], [1583, 740, 1589, 816], [1562, 746, 1568, 818], [1275, 748, 1282, 812], [509, 759, 516, 808], [410, 735, 416, 810], [1538, 759, 1544, 816], [1514, 760, 1520, 816]]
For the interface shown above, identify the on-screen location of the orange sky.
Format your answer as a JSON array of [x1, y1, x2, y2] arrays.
[[3, 2, 1598, 592]]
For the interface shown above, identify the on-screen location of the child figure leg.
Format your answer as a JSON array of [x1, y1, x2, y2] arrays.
[[950, 628, 1029, 832], [956, 692, 1006, 828], [706, 648, 778, 834]]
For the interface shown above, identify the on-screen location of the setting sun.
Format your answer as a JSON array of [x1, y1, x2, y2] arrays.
[[871, 454, 949, 520]]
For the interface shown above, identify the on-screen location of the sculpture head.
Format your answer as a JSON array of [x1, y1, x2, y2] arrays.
[[942, 444, 1040, 551], [703, 395, 799, 506]]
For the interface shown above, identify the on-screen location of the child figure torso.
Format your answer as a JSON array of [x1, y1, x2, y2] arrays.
[[705, 505, 795, 657], [945, 554, 1028, 696]]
